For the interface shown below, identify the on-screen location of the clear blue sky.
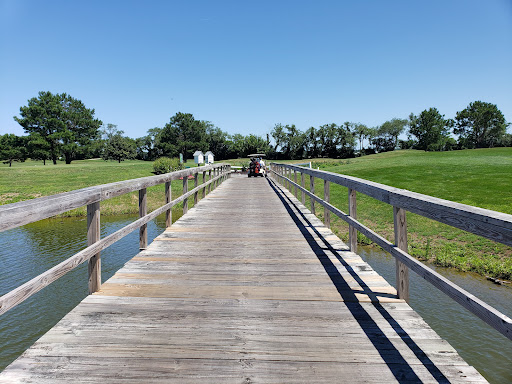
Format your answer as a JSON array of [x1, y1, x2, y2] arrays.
[[1, 0, 511, 139]]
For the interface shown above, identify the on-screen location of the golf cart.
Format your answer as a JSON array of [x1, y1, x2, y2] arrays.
[[247, 154, 266, 177]]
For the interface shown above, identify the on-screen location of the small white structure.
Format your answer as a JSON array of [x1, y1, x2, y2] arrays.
[[193, 150, 204, 165], [205, 151, 214, 164]]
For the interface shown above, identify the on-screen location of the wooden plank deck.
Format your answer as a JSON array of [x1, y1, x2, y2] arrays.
[[0, 175, 487, 383]]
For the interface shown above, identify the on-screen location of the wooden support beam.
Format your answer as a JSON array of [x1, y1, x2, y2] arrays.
[[310, 175, 315, 215], [294, 170, 298, 197], [348, 188, 357, 252], [139, 188, 147, 250], [87, 201, 101, 294], [301, 172, 305, 205], [194, 172, 199, 205], [165, 181, 171, 227], [202, 171, 206, 198], [183, 176, 188, 215], [394, 206, 409, 302], [324, 180, 330, 228]]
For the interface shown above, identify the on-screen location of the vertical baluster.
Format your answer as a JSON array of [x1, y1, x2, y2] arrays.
[[183, 175, 188, 215], [194, 172, 199, 205], [139, 188, 147, 250], [394, 207, 409, 302], [310, 175, 315, 214], [165, 181, 172, 227], [208, 169, 212, 193], [301, 172, 305, 205], [324, 180, 330, 228], [348, 188, 357, 252], [202, 171, 207, 198], [294, 170, 298, 197], [87, 201, 101, 294]]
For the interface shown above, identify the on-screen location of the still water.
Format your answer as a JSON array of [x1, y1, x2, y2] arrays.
[[0, 216, 511, 382], [358, 246, 512, 384], [0, 213, 170, 372]]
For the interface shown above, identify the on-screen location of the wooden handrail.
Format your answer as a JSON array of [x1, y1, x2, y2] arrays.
[[270, 163, 512, 342], [0, 164, 230, 316], [0, 165, 223, 233]]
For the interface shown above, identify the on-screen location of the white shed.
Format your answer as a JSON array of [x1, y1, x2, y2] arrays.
[[193, 150, 204, 165], [205, 151, 214, 164]]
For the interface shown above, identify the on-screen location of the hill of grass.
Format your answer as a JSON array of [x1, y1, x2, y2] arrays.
[[287, 149, 512, 279], [2, 150, 511, 279]]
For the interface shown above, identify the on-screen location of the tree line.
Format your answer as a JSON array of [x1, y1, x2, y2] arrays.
[[1, 91, 510, 166]]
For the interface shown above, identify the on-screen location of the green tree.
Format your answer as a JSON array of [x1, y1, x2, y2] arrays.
[[338, 122, 356, 158], [408, 108, 452, 151], [304, 127, 319, 158], [270, 123, 287, 154], [454, 101, 508, 148], [157, 112, 207, 161], [379, 118, 408, 149], [205, 124, 230, 160], [0, 134, 28, 166], [136, 127, 162, 161], [14, 91, 102, 164], [353, 123, 370, 152], [102, 127, 136, 163], [27, 133, 51, 165]]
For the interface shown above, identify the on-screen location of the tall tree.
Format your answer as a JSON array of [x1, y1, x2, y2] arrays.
[[270, 123, 287, 153], [408, 108, 452, 151], [157, 112, 207, 161], [379, 118, 408, 148], [353, 123, 370, 152], [102, 126, 136, 163], [27, 133, 51, 165], [14, 91, 102, 164], [454, 101, 508, 148], [136, 127, 162, 161], [0, 134, 28, 166]]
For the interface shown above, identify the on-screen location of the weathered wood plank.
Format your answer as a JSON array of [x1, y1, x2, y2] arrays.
[[0, 175, 488, 383], [0, 164, 226, 232]]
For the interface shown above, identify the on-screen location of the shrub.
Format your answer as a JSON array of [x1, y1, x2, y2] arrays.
[[153, 157, 183, 175]]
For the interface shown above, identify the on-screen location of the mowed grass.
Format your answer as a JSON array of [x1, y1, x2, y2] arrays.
[[2, 150, 512, 279], [286, 148, 512, 279], [0, 158, 207, 216]]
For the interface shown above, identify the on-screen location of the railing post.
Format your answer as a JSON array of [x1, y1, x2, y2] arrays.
[[300, 172, 305, 205], [324, 180, 330, 228], [294, 170, 298, 197], [202, 171, 207, 198], [348, 188, 357, 252], [310, 175, 315, 214], [139, 188, 147, 250], [183, 175, 188, 215], [194, 172, 199, 205], [165, 181, 172, 227], [87, 201, 101, 294], [394, 206, 409, 302], [208, 169, 212, 193]]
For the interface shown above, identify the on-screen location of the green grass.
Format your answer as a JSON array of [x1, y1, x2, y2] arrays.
[[3, 151, 512, 279], [289, 149, 512, 280], [0, 158, 208, 216]]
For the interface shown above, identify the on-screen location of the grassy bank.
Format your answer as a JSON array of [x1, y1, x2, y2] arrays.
[[0, 159, 207, 216], [2, 151, 511, 279], [285, 149, 512, 280]]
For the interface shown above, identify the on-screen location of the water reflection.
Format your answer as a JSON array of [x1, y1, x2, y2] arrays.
[[0, 213, 170, 371], [358, 246, 512, 384]]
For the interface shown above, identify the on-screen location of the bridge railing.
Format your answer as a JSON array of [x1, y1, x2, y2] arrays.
[[0, 164, 231, 316], [269, 162, 512, 341]]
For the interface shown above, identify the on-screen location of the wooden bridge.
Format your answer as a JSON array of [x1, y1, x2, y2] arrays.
[[1, 164, 511, 383]]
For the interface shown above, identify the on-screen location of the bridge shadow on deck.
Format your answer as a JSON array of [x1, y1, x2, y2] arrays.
[[268, 179, 450, 384]]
